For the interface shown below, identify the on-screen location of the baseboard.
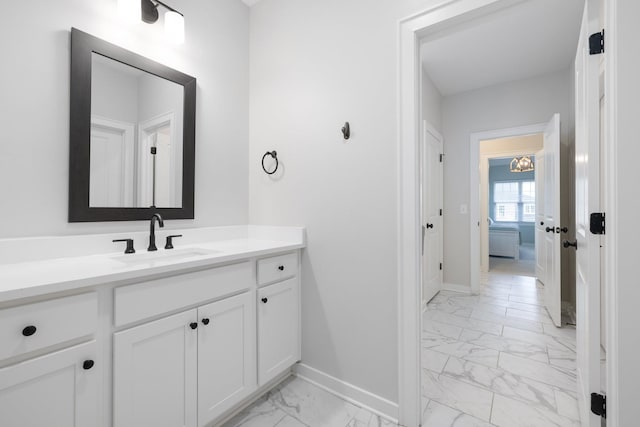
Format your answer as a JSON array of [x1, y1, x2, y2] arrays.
[[442, 283, 472, 294], [293, 363, 399, 423]]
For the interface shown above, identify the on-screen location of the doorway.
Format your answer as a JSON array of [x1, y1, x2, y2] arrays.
[[398, 2, 598, 426], [479, 134, 543, 279]]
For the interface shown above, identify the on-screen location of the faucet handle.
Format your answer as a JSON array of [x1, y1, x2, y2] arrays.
[[113, 239, 135, 254], [165, 235, 183, 250]]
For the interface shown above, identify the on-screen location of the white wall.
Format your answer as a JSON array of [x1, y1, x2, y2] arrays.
[[441, 69, 573, 291], [248, 0, 444, 403], [0, 0, 249, 237], [421, 67, 443, 132]]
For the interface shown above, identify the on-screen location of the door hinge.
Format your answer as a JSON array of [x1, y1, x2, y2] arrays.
[[150, 146, 157, 155], [589, 29, 605, 55], [439, 209, 443, 216], [439, 263, 443, 271], [590, 212, 605, 235], [439, 154, 443, 163], [591, 393, 606, 418]]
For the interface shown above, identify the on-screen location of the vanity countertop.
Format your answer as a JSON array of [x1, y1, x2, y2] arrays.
[[0, 226, 305, 303]]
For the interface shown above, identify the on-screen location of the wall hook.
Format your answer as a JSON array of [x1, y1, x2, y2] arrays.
[[261, 150, 279, 175], [341, 122, 351, 140]]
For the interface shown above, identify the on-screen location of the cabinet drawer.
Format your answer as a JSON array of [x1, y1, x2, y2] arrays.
[[114, 261, 252, 327], [0, 293, 97, 362], [257, 253, 297, 286]]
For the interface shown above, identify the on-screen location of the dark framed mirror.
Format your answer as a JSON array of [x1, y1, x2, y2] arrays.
[[69, 28, 196, 222]]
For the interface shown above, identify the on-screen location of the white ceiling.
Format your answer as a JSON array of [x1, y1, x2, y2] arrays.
[[241, 0, 262, 6], [420, 0, 584, 96]]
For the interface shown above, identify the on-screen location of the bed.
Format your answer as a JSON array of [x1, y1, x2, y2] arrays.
[[489, 222, 520, 260]]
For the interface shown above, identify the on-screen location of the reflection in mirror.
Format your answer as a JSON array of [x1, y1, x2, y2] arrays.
[[89, 53, 183, 208]]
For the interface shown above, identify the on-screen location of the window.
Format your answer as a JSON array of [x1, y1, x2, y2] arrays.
[[494, 181, 535, 222]]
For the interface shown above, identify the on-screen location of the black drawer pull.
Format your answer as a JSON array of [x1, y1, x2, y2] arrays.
[[278, 265, 285, 271], [82, 360, 94, 370], [189, 322, 198, 330], [22, 325, 37, 337], [202, 318, 210, 326], [261, 298, 268, 304]]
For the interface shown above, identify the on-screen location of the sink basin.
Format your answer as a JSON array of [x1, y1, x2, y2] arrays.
[[111, 248, 220, 265]]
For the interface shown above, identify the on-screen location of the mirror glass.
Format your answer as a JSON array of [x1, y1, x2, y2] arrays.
[[89, 53, 184, 208]]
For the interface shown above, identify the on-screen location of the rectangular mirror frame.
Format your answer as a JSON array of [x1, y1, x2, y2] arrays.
[[69, 28, 196, 222]]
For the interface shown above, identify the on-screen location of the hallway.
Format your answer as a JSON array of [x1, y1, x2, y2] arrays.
[[422, 273, 579, 426]]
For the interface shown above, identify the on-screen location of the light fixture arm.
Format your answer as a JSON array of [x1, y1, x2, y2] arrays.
[[152, 0, 183, 16], [141, 0, 183, 24]]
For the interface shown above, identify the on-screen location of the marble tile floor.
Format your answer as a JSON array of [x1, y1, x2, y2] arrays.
[[221, 376, 399, 427], [422, 272, 580, 427]]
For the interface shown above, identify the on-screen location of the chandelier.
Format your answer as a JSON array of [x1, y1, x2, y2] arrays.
[[510, 156, 534, 173]]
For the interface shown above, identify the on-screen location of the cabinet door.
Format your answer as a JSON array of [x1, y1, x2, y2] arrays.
[[0, 341, 100, 427], [197, 292, 256, 426], [257, 278, 300, 385], [114, 310, 197, 427]]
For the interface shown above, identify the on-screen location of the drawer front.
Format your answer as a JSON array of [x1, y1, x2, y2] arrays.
[[0, 293, 97, 362], [114, 261, 252, 327], [257, 253, 297, 286]]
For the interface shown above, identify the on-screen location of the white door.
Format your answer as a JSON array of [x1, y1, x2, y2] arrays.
[[534, 149, 546, 284], [198, 292, 256, 426], [574, 1, 602, 424], [89, 118, 135, 208], [543, 113, 562, 327], [0, 342, 100, 427], [421, 122, 444, 303], [114, 310, 197, 427], [257, 278, 299, 385]]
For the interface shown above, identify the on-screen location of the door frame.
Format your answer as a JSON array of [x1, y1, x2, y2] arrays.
[[469, 123, 547, 293], [479, 145, 542, 274], [397, 1, 529, 425], [398, 1, 619, 426]]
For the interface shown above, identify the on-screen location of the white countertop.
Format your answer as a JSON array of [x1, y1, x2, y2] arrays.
[[0, 226, 305, 303]]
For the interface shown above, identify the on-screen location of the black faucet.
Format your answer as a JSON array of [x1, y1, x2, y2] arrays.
[[148, 213, 165, 251]]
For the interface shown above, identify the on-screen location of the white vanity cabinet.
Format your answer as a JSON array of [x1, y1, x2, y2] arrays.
[[197, 292, 255, 425], [0, 235, 303, 427], [0, 294, 100, 427], [257, 253, 301, 386], [0, 342, 100, 427], [113, 263, 256, 427], [113, 309, 198, 427]]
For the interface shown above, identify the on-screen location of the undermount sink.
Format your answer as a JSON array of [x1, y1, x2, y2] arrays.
[[111, 248, 220, 265]]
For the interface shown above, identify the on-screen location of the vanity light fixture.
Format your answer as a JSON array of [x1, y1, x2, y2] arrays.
[[510, 155, 535, 173], [120, 0, 185, 44]]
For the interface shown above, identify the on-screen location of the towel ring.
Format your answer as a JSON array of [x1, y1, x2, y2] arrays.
[[261, 151, 278, 175]]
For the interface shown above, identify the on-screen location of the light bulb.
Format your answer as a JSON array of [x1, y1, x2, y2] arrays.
[[118, 0, 141, 23], [164, 10, 185, 44]]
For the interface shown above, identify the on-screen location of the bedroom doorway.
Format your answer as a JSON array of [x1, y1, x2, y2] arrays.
[[479, 134, 543, 279]]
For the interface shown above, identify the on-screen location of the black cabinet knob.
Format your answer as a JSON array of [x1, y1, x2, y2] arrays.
[[426, 223, 434, 229], [563, 240, 578, 249], [540, 221, 544, 226], [545, 227, 555, 233], [189, 322, 198, 330], [561, 227, 569, 233], [82, 360, 94, 370], [22, 325, 37, 337], [202, 318, 210, 325], [278, 265, 285, 271], [261, 298, 268, 304]]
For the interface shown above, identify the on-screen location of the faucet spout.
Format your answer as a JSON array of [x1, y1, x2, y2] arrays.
[[148, 213, 165, 251]]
